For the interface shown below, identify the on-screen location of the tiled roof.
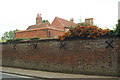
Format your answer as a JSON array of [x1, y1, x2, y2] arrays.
[[27, 22, 50, 30], [15, 27, 64, 33], [26, 17, 77, 31], [16, 17, 78, 34], [55, 17, 77, 28]]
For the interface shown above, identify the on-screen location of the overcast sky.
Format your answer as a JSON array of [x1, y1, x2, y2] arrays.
[[0, 0, 119, 38]]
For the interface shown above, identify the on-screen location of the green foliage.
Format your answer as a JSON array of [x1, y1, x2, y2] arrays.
[[30, 37, 40, 40], [68, 27, 74, 30], [104, 19, 120, 37], [105, 30, 116, 36], [6, 39, 14, 43], [5, 37, 40, 43], [42, 20, 49, 23], [78, 23, 89, 26], [116, 19, 120, 36], [6, 38, 25, 43], [1, 29, 19, 41]]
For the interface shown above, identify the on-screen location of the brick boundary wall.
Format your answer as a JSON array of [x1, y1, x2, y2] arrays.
[[1, 37, 120, 76]]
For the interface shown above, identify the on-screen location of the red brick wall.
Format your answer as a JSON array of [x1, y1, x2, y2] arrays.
[[2, 37, 120, 76], [15, 29, 47, 39], [49, 29, 64, 37], [15, 29, 64, 39]]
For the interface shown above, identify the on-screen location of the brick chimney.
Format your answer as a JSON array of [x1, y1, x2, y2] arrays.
[[70, 18, 74, 23], [85, 18, 93, 25], [36, 14, 42, 24]]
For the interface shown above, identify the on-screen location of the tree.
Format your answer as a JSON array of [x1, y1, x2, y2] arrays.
[[1, 29, 19, 41], [116, 19, 120, 36], [42, 20, 49, 23]]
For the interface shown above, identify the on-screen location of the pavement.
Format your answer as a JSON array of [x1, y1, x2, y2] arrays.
[[2, 73, 33, 78], [0, 66, 119, 79]]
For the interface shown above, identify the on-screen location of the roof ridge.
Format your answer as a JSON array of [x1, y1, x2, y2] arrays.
[[56, 17, 77, 27], [15, 27, 64, 33], [56, 17, 65, 27], [57, 17, 70, 22]]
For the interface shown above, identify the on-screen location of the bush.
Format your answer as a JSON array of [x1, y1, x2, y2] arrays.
[[6, 39, 25, 43], [30, 37, 40, 40], [56, 26, 109, 40], [6, 39, 15, 43], [104, 30, 117, 36], [116, 19, 120, 36]]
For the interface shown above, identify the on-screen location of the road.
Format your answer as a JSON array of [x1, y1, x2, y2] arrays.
[[1, 72, 118, 80], [2, 73, 46, 80]]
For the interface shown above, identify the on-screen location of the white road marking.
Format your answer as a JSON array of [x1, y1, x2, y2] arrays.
[[2, 73, 33, 78]]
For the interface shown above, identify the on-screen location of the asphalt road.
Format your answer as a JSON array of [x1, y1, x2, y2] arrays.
[[2, 73, 47, 80]]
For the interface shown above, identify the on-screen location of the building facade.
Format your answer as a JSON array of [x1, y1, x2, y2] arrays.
[[15, 14, 93, 39]]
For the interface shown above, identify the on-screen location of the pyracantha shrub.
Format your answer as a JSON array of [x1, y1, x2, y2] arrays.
[[57, 26, 109, 40]]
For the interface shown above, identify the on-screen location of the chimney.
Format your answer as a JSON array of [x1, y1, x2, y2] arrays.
[[70, 18, 74, 23], [85, 18, 93, 25], [36, 14, 42, 24]]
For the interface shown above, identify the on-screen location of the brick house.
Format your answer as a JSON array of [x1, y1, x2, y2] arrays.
[[14, 14, 93, 39]]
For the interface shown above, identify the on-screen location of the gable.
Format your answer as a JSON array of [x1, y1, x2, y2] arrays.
[[51, 17, 77, 30], [51, 17, 65, 30]]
